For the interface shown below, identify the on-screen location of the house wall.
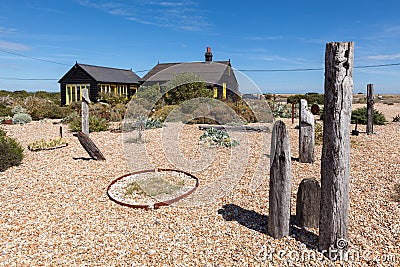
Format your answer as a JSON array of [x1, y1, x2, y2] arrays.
[[59, 66, 97, 106]]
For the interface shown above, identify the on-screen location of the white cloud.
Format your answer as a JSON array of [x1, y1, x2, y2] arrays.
[[365, 53, 400, 61], [78, 0, 210, 31], [0, 40, 30, 51]]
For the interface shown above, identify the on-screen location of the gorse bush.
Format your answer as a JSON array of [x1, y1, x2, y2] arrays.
[[69, 115, 109, 132], [0, 129, 24, 172], [351, 107, 387, 125]]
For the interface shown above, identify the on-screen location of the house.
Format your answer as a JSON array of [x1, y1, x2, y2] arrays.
[[140, 47, 239, 100], [58, 63, 141, 106]]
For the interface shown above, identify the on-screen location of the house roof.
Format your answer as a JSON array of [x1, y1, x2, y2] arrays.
[[59, 63, 141, 84], [79, 63, 141, 84], [140, 61, 232, 86]]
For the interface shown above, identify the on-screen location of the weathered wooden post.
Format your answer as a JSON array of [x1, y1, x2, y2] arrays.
[[296, 178, 320, 228], [319, 42, 354, 258], [291, 102, 295, 124], [82, 88, 90, 136], [366, 84, 374, 134], [268, 120, 292, 239], [299, 99, 315, 163]]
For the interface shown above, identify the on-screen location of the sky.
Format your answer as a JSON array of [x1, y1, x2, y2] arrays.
[[1, 0, 400, 94]]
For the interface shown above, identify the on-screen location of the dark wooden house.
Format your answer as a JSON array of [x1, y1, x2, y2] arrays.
[[140, 47, 239, 100], [58, 63, 141, 106]]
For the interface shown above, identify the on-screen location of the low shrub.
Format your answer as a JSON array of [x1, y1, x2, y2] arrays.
[[12, 113, 32, 124], [11, 105, 27, 115], [0, 131, 24, 172], [0, 103, 12, 117], [69, 115, 109, 132], [287, 94, 324, 105], [351, 107, 387, 125], [28, 137, 67, 151], [199, 127, 239, 148], [151, 105, 178, 122]]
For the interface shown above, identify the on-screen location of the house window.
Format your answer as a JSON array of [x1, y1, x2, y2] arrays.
[[213, 87, 218, 98], [223, 83, 227, 99], [65, 84, 90, 105]]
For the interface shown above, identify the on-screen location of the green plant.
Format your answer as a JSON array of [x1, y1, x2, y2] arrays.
[[287, 94, 324, 105], [0, 132, 24, 172], [12, 113, 32, 124], [0, 103, 12, 117], [393, 114, 400, 122], [199, 127, 239, 148], [351, 107, 387, 125], [151, 105, 178, 122], [28, 138, 67, 151], [164, 73, 212, 105], [125, 181, 146, 195], [11, 105, 27, 115], [69, 116, 109, 132]]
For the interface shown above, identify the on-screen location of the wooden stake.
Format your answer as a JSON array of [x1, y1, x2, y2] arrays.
[[82, 88, 90, 136], [366, 84, 374, 134], [299, 99, 315, 163], [319, 42, 353, 258], [268, 120, 292, 239]]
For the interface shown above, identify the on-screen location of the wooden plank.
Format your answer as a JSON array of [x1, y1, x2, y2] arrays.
[[319, 42, 353, 257], [268, 120, 292, 239], [299, 99, 315, 163], [75, 132, 106, 160], [198, 124, 270, 132]]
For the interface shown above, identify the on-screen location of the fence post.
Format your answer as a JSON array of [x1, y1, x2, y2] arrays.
[[299, 99, 315, 163], [82, 88, 90, 136], [268, 120, 292, 239], [319, 42, 353, 258], [366, 84, 374, 134]]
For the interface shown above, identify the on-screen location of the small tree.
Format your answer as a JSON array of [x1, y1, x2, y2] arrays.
[[136, 84, 163, 104], [164, 73, 212, 105]]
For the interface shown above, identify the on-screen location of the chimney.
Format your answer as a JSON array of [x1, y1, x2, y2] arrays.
[[205, 47, 213, 62]]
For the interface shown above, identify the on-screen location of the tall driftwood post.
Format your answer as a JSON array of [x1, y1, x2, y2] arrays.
[[319, 42, 354, 258], [299, 99, 315, 163], [366, 84, 374, 134], [268, 120, 292, 239], [82, 88, 90, 136]]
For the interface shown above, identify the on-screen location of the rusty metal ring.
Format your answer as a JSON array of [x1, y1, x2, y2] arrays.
[[107, 168, 199, 210]]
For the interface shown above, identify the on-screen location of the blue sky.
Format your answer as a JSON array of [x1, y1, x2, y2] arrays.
[[1, 0, 400, 94]]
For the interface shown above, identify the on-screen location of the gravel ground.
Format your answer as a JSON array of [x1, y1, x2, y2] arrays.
[[0, 103, 399, 266]]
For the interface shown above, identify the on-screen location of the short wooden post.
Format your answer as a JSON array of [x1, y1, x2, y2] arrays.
[[299, 99, 315, 163], [366, 84, 374, 134], [82, 88, 90, 136], [268, 120, 292, 239], [59, 126, 63, 138], [319, 42, 353, 257], [296, 178, 320, 228], [291, 102, 295, 124]]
